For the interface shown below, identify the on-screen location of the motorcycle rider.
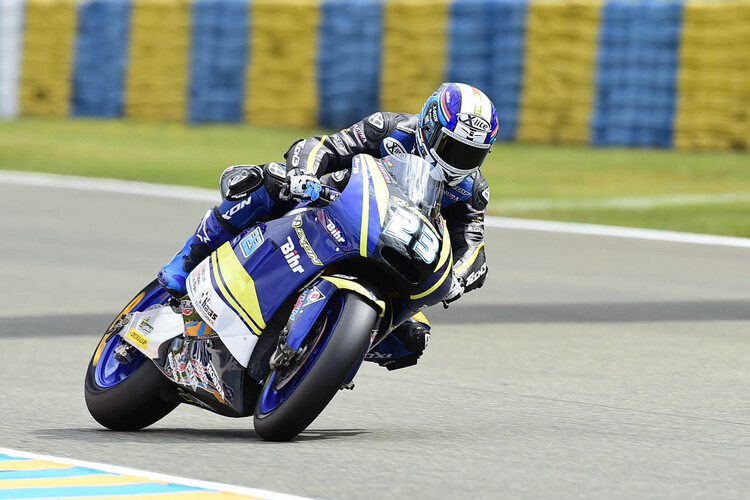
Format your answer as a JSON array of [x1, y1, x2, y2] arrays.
[[158, 82, 497, 370]]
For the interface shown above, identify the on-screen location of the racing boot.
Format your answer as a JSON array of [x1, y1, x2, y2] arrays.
[[157, 208, 236, 297], [366, 320, 431, 371]]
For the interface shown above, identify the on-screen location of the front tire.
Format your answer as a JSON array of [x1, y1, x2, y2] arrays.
[[254, 292, 378, 441], [84, 280, 178, 431]]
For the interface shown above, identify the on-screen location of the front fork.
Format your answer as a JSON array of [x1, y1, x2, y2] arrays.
[[268, 277, 385, 388]]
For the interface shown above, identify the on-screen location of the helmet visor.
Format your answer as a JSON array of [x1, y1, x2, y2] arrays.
[[430, 129, 491, 173]]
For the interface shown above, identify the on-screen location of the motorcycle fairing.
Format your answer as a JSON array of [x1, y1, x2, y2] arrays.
[[188, 153, 453, 372], [160, 332, 259, 417], [284, 276, 385, 353], [114, 307, 185, 360]]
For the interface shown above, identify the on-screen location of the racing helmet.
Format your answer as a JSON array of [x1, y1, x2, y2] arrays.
[[415, 83, 499, 186]]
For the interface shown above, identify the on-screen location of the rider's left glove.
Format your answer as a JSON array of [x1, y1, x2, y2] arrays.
[[442, 273, 465, 308], [286, 168, 323, 202]]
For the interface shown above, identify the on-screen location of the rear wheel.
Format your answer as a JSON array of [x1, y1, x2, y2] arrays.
[[84, 280, 179, 431], [254, 292, 378, 441]]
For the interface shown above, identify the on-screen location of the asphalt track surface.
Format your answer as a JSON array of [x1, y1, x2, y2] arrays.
[[1, 182, 749, 500]]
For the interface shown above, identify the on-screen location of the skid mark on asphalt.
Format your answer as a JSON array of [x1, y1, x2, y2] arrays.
[[0, 449, 312, 500]]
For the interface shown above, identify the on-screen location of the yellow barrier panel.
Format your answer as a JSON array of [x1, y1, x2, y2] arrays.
[[381, 0, 448, 114], [675, 1, 750, 151], [246, 0, 320, 127], [125, 0, 191, 121], [518, 0, 602, 144], [20, 0, 77, 117]]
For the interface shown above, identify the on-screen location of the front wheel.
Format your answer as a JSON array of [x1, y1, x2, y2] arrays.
[[254, 292, 378, 441], [84, 280, 179, 431]]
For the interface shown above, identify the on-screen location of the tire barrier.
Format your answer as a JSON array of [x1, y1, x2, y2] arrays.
[[2, 0, 749, 150]]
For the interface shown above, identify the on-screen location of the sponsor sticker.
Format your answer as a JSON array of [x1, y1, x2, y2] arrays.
[[293, 215, 323, 266], [239, 227, 264, 258], [126, 328, 149, 349], [289, 290, 307, 322], [281, 236, 305, 274], [196, 290, 218, 325], [137, 317, 154, 334], [382, 137, 407, 159], [306, 287, 326, 304], [376, 161, 393, 184], [180, 299, 195, 316]]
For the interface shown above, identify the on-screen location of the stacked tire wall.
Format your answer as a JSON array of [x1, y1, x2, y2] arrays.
[[0, 0, 748, 150]]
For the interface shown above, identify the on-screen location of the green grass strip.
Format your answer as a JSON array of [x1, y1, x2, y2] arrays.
[[2, 117, 750, 236]]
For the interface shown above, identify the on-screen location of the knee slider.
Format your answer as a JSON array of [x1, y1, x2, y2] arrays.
[[220, 164, 264, 201]]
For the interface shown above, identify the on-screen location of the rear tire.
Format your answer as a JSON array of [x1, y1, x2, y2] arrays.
[[84, 280, 178, 431], [254, 292, 377, 441]]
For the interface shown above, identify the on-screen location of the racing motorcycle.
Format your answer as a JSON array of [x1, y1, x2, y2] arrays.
[[84, 153, 453, 441]]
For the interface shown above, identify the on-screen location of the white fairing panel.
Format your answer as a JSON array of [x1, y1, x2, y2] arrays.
[[186, 258, 258, 367], [119, 307, 185, 359]]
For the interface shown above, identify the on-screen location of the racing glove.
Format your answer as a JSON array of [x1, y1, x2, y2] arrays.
[[284, 168, 339, 204], [442, 273, 465, 308], [285, 168, 323, 201]]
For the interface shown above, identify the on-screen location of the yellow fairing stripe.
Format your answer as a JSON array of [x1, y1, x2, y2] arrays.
[[364, 156, 390, 225], [359, 160, 371, 257], [306, 135, 328, 174], [454, 241, 485, 275], [321, 276, 385, 314], [435, 218, 452, 271], [410, 255, 453, 300], [212, 244, 266, 335]]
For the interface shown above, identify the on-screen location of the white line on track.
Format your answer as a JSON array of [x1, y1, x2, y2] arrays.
[[496, 192, 750, 211], [2, 169, 750, 249], [0, 447, 313, 500]]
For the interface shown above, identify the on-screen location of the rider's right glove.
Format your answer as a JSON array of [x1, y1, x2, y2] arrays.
[[285, 168, 324, 202], [442, 273, 465, 309]]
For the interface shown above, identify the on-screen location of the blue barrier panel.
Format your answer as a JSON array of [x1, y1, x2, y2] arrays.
[[72, 0, 131, 117], [592, 0, 683, 147], [189, 0, 249, 123], [449, 0, 527, 140], [318, 0, 382, 127]]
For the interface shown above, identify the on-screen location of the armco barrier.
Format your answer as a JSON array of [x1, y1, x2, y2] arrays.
[[1, 0, 750, 150]]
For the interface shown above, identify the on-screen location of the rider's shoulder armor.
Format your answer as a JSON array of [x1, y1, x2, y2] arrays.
[[470, 170, 490, 212], [441, 171, 490, 212], [365, 112, 418, 159], [362, 112, 417, 141]]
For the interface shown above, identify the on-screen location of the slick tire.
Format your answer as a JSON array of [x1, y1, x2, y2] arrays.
[[254, 292, 377, 441], [85, 335, 178, 431]]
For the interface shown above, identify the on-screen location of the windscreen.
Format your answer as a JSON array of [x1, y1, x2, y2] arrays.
[[381, 154, 445, 219]]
